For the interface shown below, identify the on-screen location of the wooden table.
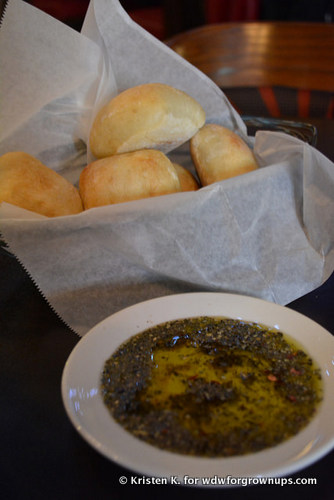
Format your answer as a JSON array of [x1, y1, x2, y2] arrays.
[[165, 22, 334, 91]]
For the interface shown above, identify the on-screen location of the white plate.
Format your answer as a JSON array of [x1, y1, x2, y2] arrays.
[[61, 292, 334, 487]]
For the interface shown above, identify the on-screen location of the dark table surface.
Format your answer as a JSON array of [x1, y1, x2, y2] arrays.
[[1, 118, 334, 500]]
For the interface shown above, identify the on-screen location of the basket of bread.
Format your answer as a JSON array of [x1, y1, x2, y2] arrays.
[[0, 83, 259, 215], [1, 0, 333, 336]]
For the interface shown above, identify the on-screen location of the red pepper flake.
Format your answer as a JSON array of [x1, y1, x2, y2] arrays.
[[288, 394, 297, 402], [188, 374, 198, 380], [267, 374, 278, 382], [290, 367, 301, 375]]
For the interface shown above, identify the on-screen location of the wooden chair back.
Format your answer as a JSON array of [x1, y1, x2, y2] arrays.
[[165, 22, 334, 119]]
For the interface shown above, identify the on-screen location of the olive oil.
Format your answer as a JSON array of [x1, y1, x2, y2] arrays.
[[101, 317, 323, 457]]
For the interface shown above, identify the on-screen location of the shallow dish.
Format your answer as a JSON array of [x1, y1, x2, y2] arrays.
[[61, 292, 334, 487]]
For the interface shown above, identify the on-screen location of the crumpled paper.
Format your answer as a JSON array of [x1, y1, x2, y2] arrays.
[[1, 0, 334, 337]]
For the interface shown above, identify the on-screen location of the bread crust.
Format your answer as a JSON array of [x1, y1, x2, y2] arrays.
[[173, 163, 200, 191], [0, 152, 83, 217], [79, 149, 181, 208], [89, 83, 205, 158], [190, 124, 258, 185]]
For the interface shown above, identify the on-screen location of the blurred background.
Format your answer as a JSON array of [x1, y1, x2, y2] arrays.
[[25, 1, 334, 37], [23, 1, 334, 126]]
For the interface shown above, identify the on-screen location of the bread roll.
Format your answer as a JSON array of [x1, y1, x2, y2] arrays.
[[173, 163, 200, 191], [0, 152, 83, 217], [79, 149, 181, 208], [89, 83, 206, 158], [190, 124, 258, 186]]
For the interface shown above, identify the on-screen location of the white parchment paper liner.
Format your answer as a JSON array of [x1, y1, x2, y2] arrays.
[[1, 0, 334, 337]]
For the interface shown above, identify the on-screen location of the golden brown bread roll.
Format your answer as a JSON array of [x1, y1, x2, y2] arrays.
[[172, 163, 200, 191], [79, 149, 181, 208], [0, 152, 83, 217], [190, 124, 259, 186], [89, 83, 206, 158]]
